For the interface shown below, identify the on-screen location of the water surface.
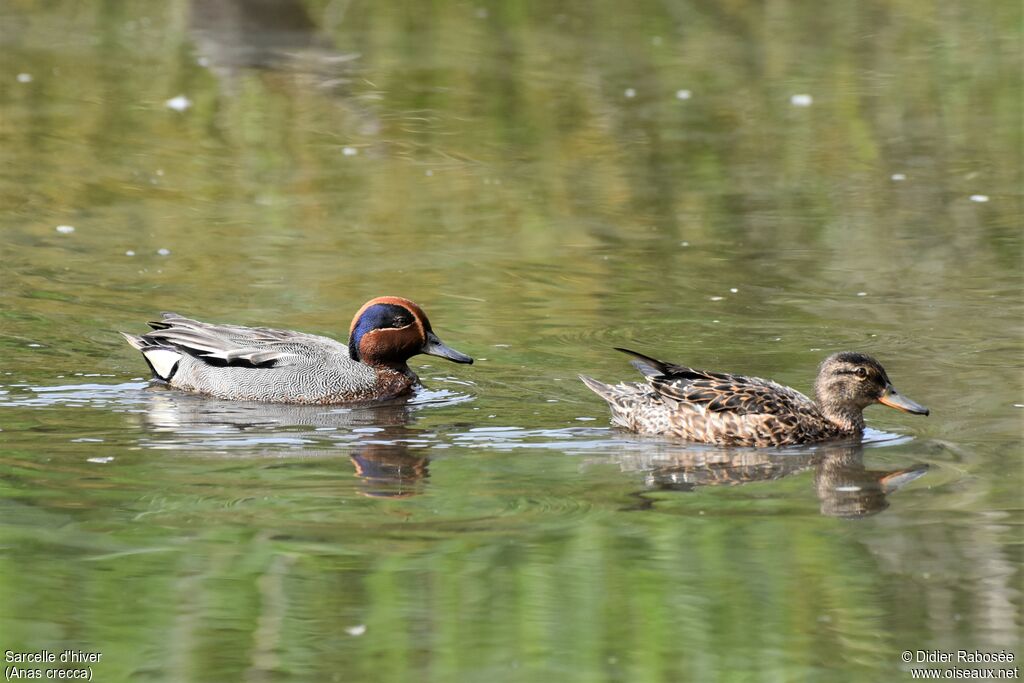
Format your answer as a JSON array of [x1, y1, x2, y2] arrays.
[[1, 1, 1021, 681]]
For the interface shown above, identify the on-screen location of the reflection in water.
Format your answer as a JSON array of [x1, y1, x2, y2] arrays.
[[350, 442, 429, 498], [814, 445, 929, 518], [188, 0, 354, 78], [140, 383, 415, 434], [614, 442, 928, 517], [187, 0, 378, 136], [137, 386, 432, 496]]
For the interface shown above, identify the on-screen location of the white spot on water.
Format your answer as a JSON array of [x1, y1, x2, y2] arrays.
[[969, 194, 989, 203], [856, 292, 867, 297], [352, 427, 383, 433], [680, 241, 690, 247], [165, 95, 191, 112], [729, 288, 738, 293], [27, 343, 42, 348], [1013, 404, 1024, 408], [125, 250, 135, 256], [709, 296, 724, 301], [157, 248, 171, 256], [575, 417, 597, 421], [675, 89, 691, 100], [790, 94, 813, 107], [17, 73, 33, 83], [155, 169, 164, 177], [87, 456, 114, 464], [712, 320, 720, 323], [197, 56, 210, 68], [425, 169, 433, 177], [342, 146, 358, 156], [891, 173, 906, 181], [546, 399, 559, 403], [345, 624, 366, 637], [55, 225, 75, 234], [624, 88, 636, 98]]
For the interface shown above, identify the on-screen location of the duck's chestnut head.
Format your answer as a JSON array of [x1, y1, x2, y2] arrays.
[[348, 296, 473, 370]]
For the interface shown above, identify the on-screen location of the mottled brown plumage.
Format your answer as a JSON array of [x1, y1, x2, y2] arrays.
[[580, 349, 928, 447]]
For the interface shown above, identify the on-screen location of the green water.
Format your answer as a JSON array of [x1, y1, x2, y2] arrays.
[[1, 1, 1021, 681]]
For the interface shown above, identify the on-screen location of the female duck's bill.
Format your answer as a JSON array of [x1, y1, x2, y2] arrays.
[[876, 385, 929, 415]]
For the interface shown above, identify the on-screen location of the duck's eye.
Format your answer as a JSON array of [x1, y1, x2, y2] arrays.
[[391, 315, 413, 328], [855, 367, 868, 379]]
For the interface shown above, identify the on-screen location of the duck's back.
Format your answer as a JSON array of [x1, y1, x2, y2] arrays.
[[657, 369, 842, 445]]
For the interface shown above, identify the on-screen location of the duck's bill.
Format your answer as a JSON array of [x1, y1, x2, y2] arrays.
[[878, 385, 929, 416], [422, 332, 474, 364]]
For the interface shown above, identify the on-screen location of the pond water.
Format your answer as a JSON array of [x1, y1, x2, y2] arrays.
[[1, 1, 1021, 681]]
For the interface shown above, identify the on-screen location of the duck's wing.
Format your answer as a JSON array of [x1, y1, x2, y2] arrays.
[[124, 314, 334, 378], [148, 313, 298, 346], [616, 348, 815, 416]]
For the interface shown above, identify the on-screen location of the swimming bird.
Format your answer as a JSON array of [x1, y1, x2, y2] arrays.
[[580, 349, 928, 447], [121, 296, 472, 404]]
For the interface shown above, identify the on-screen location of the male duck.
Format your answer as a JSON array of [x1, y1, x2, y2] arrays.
[[122, 296, 473, 404], [580, 349, 928, 447]]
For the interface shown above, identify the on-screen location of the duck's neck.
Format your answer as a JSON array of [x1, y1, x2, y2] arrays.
[[376, 364, 416, 381], [362, 356, 414, 375], [816, 398, 865, 433]]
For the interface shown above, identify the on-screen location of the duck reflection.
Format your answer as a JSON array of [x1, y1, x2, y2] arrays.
[[815, 445, 929, 518], [350, 442, 430, 499], [615, 442, 927, 517], [136, 386, 433, 496], [140, 383, 415, 433], [188, 0, 355, 77], [186, 0, 378, 141]]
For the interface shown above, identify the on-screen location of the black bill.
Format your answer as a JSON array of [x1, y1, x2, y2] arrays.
[[422, 331, 473, 364]]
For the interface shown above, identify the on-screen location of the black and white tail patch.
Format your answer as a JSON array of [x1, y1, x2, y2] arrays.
[[141, 348, 182, 380]]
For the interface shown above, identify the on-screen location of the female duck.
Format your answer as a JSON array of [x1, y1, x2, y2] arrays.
[[580, 349, 928, 447], [122, 296, 473, 404]]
